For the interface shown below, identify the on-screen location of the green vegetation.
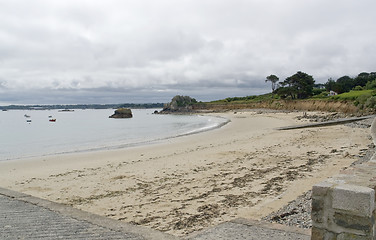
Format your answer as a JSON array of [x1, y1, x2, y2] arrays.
[[171, 95, 197, 107], [329, 90, 376, 110], [331, 90, 374, 101], [204, 70, 376, 113], [324, 72, 376, 93], [209, 93, 275, 104]]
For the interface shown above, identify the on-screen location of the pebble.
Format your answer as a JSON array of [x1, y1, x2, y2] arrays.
[[262, 191, 312, 229]]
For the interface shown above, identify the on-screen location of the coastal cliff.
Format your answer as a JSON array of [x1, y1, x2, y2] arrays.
[[193, 100, 364, 115]]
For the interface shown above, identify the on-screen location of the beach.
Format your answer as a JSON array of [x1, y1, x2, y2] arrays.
[[0, 110, 372, 236]]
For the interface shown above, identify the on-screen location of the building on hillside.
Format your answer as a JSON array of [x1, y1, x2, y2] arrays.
[[328, 90, 338, 96]]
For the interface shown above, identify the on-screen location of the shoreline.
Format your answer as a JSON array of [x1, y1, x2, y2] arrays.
[[0, 110, 372, 236]]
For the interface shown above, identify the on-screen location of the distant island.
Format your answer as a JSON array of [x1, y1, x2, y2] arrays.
[[0, 103, 164, 111]]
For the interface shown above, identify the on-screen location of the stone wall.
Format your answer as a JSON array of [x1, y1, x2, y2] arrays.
[[311, 118, 376, 239]]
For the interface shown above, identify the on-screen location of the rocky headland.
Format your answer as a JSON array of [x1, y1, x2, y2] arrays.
[[157, 95, 197, 114]]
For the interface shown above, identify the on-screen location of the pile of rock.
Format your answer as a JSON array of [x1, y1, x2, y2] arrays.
[[296, 112, 345, 122]]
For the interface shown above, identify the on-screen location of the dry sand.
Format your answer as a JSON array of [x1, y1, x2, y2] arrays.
[[0, 110, 372, 236]]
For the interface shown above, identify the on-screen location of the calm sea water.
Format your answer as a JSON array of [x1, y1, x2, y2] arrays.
[[0, 109, 228, 161]]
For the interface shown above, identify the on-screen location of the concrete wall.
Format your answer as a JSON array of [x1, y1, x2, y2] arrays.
[[311, 118, 376, 240]]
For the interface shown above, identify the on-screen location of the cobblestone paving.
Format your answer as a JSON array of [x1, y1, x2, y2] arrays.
[[0, 194, 144, 240]]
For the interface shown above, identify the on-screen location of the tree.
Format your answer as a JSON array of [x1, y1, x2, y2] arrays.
[[325, 78, 336, 91], [336, 76, 355, 93], [275, 86, 295, 99], [276, 71, 315, 99], [265, 74, 279, 94], [354, 72, 376, 88], [324, 71, 376, 94]]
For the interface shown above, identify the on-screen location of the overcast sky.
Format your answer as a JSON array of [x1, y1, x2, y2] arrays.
[[0, 0, 375, 105]]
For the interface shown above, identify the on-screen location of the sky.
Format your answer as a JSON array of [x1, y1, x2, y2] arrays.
[[0, 0, 375, 105]]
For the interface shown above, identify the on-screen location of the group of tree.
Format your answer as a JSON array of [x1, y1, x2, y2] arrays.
[[266, 71, 315, 99], [324, 72, 376, 93], [265, 71, 376, 99]]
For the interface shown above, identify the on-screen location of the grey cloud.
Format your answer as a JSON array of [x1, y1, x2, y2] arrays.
[[0, 0, 376, 104]]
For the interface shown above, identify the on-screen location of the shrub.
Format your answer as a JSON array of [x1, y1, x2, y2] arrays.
[[365, 96, 376, 109], [312, 91, 329, 99], [354, 94, 370, 106], [365, 80, 376, 90], [312, 88, 325, 96]]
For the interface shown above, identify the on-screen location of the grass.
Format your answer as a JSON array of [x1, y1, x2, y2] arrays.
[[207, 93, 276, 104], [206, 90, 376, 103], [331, 90, 375, 100], [198, 89, 376, 112]]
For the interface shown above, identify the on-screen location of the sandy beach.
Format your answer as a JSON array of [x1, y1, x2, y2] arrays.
[[0, 110, 372, 236]]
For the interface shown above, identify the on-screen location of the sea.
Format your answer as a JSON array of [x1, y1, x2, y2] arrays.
[[0, 109, 228, 161]]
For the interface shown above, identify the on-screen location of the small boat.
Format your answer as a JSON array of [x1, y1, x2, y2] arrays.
[[49, 119, 56, 122], [26, 119, 32, 123], [24, 114, 31, 118]]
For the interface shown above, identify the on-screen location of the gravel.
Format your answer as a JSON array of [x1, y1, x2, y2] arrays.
[[262, 191, 312, 229]]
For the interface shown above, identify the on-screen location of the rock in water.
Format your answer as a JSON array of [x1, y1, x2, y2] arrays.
[[109, 108, 133, 118], [159, 95, 197, 113]]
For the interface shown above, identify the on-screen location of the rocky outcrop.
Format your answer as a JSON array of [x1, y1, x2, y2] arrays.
[[109, 108, 133, 118], [158, 95, 197, 113]]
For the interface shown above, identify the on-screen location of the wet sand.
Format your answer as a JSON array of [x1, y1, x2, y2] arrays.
[[0, 110, 371, 236]]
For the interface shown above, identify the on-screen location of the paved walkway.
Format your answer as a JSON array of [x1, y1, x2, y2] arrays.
[[0, 187, 311, 240]]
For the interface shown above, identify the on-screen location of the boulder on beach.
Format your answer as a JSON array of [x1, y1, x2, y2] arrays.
[[109, 108, 133, 118]]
